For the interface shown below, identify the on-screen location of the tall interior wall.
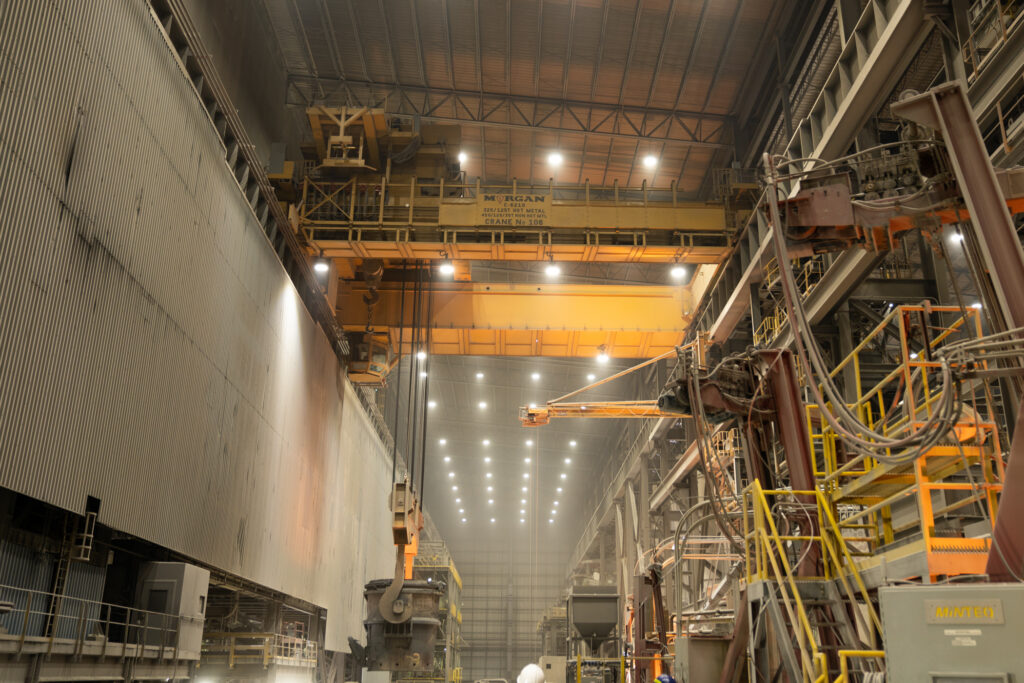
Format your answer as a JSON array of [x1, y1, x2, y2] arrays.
[[0, 0, 393, 652], [451, 538, 567, 682]]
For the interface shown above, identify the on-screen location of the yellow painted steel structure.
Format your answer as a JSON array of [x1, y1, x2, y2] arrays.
[[806, 305, 1003, 580], [299, 178, 730, 265], [743, 482, 884, 683], [337, 279, 710, 358]]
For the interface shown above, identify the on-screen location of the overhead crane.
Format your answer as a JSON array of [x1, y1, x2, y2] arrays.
[[337, 270, 715, 361]]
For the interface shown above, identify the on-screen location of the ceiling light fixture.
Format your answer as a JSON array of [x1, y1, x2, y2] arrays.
[[596, 344, 609, 364], [522, 486, 528, 492], [479, 401, 488, 409], [443, 456, 451, 463], [521, 498, 527, 504], [461, 518, 467, 523], [520, 509, 525, 515], [487, 485, 493, 492], [491, 518, 496, 523], [554, 500, 559, 506], [642, 155, 658, 169], [417, 349, 427, 360], [523, 473, 530, 479], [670, 264, 686, 279], [439, 261, 455, 276], [439, 438, 447, 445], [520, 518, 525, 524], [526, 439, 534, 446], [459, 508, 465, 514], [428, 400, 437, 409], [545, 262, 561, 277], [556, 487, 563, 493], [547, 152, 563, 167], [971, 302, 983, 309], [457, 151, 468, 164], [486, 472, 493, 479], [564, 458, 571, 464], [560, 473, 567, 480], [476, 372, 484, 379], [419, 371, 427, 378], [455, 497, 461, 503], [483, 438, 491, 446], [313, 251, 330, 274], [488, 499, 494, 505], [950, 232, 964, 244], [452, 485, 458, 491], [531, 372, 540, 381], [448, 472, 455, 478], [525, 457, 531, 464], [548, 518, 554, 524], [569, 440, 577, 447], [484, 456, 491, 463], [587, 373, 596, 381]]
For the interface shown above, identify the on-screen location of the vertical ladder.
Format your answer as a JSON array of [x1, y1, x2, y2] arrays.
[[43, 517, 77, 638]]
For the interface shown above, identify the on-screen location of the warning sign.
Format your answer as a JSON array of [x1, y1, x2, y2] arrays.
[[479, 194, 551, 227]]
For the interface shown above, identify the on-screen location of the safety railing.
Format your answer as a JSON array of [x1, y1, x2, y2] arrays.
[[0, 583, 200, 659], [982, 81, 1024, 158], [807, 305, 1004, 571], [833, 650, 886, 683], [201, 631, 318, 668], [298, 177, 726, 238], [962, 0, 1024, 82], [742, 482, 883, 683], [755, 257, 826, 345]]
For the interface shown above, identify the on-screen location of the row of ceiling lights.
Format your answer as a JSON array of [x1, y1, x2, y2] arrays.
[[458, 151, 659, 170], [441, 435, 571, 526]]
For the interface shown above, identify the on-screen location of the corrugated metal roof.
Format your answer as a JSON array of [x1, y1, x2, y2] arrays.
[[262, 0, 786, 193]]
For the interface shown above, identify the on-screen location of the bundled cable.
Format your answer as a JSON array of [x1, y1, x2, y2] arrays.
[[762, 153, 964, 465]]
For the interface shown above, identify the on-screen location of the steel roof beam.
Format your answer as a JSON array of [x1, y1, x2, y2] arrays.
[[286, 76, 733, 149]]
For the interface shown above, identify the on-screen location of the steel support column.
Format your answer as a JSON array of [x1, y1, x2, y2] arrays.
[[893, 82, 1024, 582]]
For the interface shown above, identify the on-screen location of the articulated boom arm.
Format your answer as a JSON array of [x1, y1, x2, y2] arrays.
[[517, 349, 691, 427], [519, 400, 685, 427]]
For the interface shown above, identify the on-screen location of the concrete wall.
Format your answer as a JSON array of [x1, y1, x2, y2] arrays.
[[0, 0, 391, 652]]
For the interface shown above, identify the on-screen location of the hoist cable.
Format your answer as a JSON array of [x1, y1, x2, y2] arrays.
[[390, 262, 408, 486]]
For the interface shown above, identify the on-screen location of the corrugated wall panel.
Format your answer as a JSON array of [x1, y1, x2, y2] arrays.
[[0, 541, 53, 637], [0, 0, 393, 652], [56, 562, 107, 640]]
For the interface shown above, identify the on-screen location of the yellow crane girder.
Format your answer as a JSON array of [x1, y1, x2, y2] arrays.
[[337, 276, 712, 358]]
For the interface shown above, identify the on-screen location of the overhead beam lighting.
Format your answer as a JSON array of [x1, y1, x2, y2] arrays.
[[547, 152, 563, 167], [642, 155, 658, 169]]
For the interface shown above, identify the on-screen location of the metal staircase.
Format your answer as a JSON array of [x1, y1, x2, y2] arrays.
[[743, 481, 884, 683]]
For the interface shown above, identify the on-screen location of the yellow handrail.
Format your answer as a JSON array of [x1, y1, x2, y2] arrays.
[[833, 650, 885, 683], [744, 482, 885, 681]]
